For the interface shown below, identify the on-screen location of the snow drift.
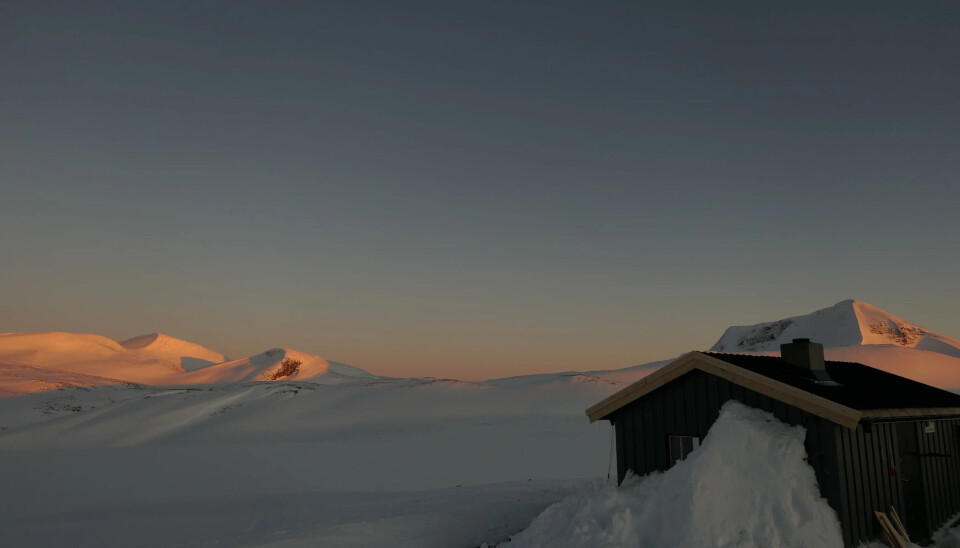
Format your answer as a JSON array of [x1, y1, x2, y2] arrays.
[[502, 401, 844, 548]]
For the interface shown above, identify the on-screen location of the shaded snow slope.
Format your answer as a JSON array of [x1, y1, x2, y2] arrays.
[[176, 347, 373, 385], [711, 299, 960, 356], [0, 362, 133, 397], [502, 401, 844, 548], [119, 332, 228, 371]]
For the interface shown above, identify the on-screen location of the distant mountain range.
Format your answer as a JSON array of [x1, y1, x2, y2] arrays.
[[2, 299, 959, 397], [0, 331, 372, 396]]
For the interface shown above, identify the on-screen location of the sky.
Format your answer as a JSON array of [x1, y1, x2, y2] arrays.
[[1, 1, 958, 380]]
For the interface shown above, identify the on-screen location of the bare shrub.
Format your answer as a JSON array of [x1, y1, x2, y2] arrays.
[[268, 358, 302, 380]]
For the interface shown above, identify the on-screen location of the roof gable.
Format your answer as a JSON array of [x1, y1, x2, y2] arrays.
[[585, 352, 862, 428], [585, 352, 960, 429]]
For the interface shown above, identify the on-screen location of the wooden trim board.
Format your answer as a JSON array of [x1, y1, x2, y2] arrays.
[[585, 352, 862, 429]]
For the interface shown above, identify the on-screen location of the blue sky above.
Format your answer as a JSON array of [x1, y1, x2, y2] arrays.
[[1, 1, 958, 379]]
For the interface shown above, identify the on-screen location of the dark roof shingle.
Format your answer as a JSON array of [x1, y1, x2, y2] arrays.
[[704, 352, 960, 411]]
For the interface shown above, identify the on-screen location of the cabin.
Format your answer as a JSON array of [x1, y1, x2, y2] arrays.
[[586, 339, 960, 547]]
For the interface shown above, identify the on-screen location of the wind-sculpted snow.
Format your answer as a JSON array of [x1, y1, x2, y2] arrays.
[[500, 401, 845, 548]]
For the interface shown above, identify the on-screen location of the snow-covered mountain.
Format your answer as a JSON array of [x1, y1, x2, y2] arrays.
[[709, 299, 960, 390], [711, 299, 960, 355], [0, 332, 374, 396]]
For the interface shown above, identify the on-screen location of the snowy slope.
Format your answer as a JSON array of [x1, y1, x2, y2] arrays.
[[0, 332, 176, 386], [711, 299, 960, 356], [175, 347, 373, 385], [0, 367, 618, 548], [119, 332, 228, 371]]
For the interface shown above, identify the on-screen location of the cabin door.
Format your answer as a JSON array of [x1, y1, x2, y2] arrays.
[[896, 422, 927, 541]]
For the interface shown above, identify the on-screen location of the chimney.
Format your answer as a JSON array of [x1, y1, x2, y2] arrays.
[[780, 338, 832, 382]]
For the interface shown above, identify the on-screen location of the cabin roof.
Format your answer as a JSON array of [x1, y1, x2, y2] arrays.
[[586, 351, 960, 428]]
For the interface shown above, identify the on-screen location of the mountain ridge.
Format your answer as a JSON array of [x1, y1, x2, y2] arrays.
[[710, 299, 960, 357]]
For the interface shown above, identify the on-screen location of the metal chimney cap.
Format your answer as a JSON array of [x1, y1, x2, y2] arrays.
[[792, 338, 810, 343]]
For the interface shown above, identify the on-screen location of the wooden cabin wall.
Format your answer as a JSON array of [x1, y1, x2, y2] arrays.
[[833, 422, 905, 547], [835, 418, 960, 544], [916, 418, 960, 536], [611, 369, 844, 539]]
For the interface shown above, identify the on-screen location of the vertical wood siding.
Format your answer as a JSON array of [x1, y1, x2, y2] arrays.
[[917, 418, 960, 535], [834, 422, 904, 545]]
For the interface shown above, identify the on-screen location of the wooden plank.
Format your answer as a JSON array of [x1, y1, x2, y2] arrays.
[[653, 380, 667, 470], [849, 430, 869, 539], [855, 428, 871, 539], [834, 427, 854, 548], [889, 506, 910, 542], [613, 421, 627, 485], [705, 373, 720, 427], [874, 511, 907, 548], [860, 408, 960, 420], [642, 397, 656, 475], [622, 409, 634, 480], [632, 405, 645, 475]]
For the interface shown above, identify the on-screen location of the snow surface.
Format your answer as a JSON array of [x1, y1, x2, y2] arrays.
[[501, 401, 844, 548], [119, 332, 228, 370], [3, 300, 960, 546], [0, 372, 620, 547]]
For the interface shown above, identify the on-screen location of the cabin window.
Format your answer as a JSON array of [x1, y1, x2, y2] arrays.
[[668, 435, 700, 466]]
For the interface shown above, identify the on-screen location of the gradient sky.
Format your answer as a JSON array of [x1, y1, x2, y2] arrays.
[[1, 1, 958, 380]]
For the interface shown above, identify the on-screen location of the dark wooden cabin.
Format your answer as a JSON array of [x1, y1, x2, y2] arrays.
[[585, 339, 960, 547]]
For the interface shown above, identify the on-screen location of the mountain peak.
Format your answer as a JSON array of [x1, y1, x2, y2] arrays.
[[709, 300, 960, 357]]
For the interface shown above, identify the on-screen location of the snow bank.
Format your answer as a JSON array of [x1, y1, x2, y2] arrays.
[[501, 401, 844, 548]]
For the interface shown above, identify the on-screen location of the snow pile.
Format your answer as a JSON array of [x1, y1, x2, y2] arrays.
[[933, 520, 960, 548], [502, 401, 844, 548]]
